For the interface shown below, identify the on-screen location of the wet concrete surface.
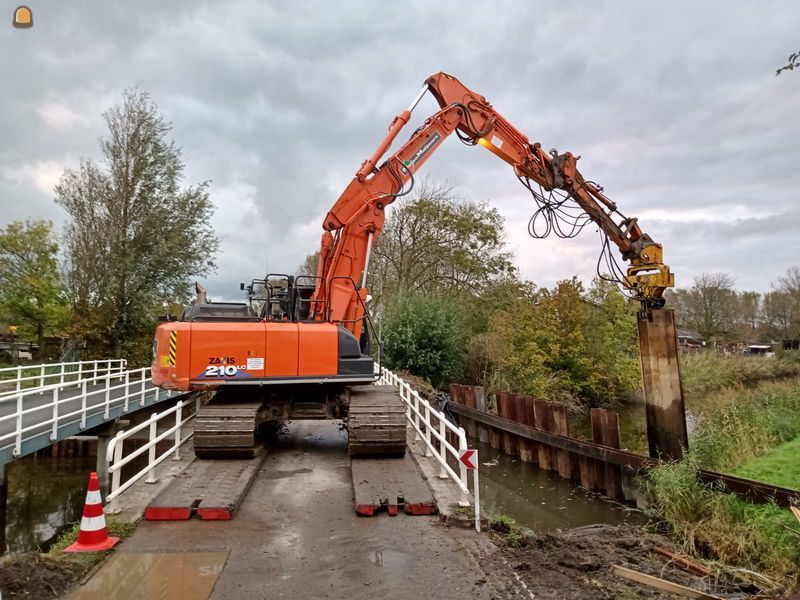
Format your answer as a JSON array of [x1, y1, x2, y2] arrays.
[[68, 552, 227, 599], [110, 421, 494, 600]]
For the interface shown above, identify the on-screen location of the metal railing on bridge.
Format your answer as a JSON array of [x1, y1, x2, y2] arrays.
[[0, 365, 183, 465], [0, 359, 128, 398]]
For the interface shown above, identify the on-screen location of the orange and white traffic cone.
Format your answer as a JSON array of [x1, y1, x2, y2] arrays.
[[64, 472, 119, 552]]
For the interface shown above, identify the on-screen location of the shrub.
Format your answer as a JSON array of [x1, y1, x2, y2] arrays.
[[382, 291, 463, 387]]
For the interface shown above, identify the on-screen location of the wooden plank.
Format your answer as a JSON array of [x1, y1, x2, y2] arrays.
[[638, 309, 688, 460], [524, 397, 539, 466], [533, 399, 553, 471], [497, 392, 515, 455], [473, 386, 489, 444], [590, 408, 607, 492], [463, 386, 477, 440], [601, 410, 624, 500], [550, 404, 573, 479], [791, 506, 800, 524], [653, 546, 711, 577], [611, 565, 722, 599], [489, 392, 502, 450], [449, 384, 463, 405], [517, 395, 535, 464], [578, 454, 597, 490]]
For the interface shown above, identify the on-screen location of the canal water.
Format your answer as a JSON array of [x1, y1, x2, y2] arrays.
[[6, 451, 150, 553], [472, 440, 646, 531], [6, 426, 646, 553], [6, 455, 95, 552]]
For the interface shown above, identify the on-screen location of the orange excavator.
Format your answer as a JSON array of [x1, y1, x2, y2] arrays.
[[151, 72, 674, 459]]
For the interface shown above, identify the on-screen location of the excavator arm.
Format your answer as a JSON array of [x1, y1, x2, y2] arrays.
[[315, 72, 674, 338]]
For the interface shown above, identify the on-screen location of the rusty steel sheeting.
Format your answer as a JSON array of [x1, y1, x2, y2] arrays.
[[447, 403, 800, 507]]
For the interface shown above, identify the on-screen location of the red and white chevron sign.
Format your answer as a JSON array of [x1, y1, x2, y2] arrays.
[[458, 449, 478, 470]]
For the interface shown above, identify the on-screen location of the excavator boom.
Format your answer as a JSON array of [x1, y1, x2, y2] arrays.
[[315, 72, 674, 337]]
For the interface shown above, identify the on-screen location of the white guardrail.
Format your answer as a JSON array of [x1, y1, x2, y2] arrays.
[[0, 366, 160, 457], [378, 367, 480, 531], [0, 359, 128, 398], [99, 367, 479, 529], [105, 396, 198, 512]]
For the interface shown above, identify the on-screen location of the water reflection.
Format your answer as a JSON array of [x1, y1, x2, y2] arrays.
[[474, 440, 645, 531], [6, 456, 95, 552]]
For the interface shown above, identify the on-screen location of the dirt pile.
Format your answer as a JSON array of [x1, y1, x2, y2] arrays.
[[0, 552, 87, 599], [477, 523, 768, 599]]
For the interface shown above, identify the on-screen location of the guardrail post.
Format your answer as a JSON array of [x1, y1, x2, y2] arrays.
[[39, 364, 45, 390], [146, 414, 158, 483], [13, 393, 23, 457], [60, 363, 65, 385], [104, 375, 111, 418], [438, 417, 448, 479], [473, 456, 481, 533], [80, 380, 87, 429], [458, 428, 469, 507], [93, 360, 98, 380], [15, 366, 21, 393], [173, 402, 183, 460], [107, 440, 123, 514], [123, 371, 130, 412], [423, 402, 432, 457], [77, 362, 82, 388], [51, 388, 59, 441], [140, 374, 146, 407], [413, 391, 421, 441]]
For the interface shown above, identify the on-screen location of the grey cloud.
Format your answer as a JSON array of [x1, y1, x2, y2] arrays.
[[1, 1, 798, 299]]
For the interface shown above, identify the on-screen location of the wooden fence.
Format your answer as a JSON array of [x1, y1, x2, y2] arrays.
[[448, 383, 800, 507], [450, 384, 628, 500]]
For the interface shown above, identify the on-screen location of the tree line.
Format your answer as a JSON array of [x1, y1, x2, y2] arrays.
[[667, 270, 800, 344], [0, 89, 218, 363]]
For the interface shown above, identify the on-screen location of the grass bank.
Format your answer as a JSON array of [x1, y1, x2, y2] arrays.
[[688, 378, 800, 472], [646, 375, 800, 585], [680, 352, 800, 402], [646, 458, 799, 584], [733, 436, 800, 489]]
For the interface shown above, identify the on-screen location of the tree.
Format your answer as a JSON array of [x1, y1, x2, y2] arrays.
[[669, 273, 737, 343], [776, 49, 800, 75], [0, 220, 68, 348], [762, 266, 800, 340], [55, 88, 219, 360], [296, 251, 320, 278], [476, 277, 640, 405], [369, 180, 514, 309]]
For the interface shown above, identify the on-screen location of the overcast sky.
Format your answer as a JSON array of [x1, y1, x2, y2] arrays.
[[2, 2, 798, 300]]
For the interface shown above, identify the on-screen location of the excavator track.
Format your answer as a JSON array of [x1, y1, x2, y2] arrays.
[[193, 401, 271, 459], [347, 385, 406, 457]]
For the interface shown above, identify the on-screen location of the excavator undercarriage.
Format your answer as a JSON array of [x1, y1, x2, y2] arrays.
[[192, 384, 406, 460]]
